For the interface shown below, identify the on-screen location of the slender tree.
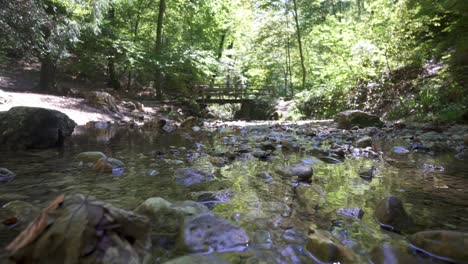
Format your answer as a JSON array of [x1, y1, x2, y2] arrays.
[[154, 0, 166, 99], [291, 0, 306, 90]]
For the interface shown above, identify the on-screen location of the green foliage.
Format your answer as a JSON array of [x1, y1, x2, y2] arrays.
[[1, 0, 466, 121]]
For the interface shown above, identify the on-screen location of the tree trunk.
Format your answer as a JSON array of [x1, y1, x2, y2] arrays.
[[155, 0, 166, 100], [209, 30, 227, 89], [107, 54, 120, 90], [292, 0, 306, 91], [127, 11, 142, 90], [285, 5, 294, 97], [356, 0, 362, 17], [107, 5, 120, 90], [38, 55, 57, 92]]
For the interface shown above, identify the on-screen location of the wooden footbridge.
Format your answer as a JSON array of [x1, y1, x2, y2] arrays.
[[191, 83, 275, 104]]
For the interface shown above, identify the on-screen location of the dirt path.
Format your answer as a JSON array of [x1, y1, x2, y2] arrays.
[[0, 89, 117, 125]]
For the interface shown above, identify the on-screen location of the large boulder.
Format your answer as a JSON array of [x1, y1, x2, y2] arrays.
[[409, 230, 468, 263], [0, 107, 76, 149], [335, 110, 383, 129]]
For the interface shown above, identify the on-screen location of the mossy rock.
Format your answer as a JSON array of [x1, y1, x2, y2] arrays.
[[335, 110, 383, 129]]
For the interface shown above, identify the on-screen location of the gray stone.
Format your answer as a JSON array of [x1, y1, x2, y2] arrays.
[[135, 197, 210, 249], [419, 131, 447, 142], [163, 255, 228, 264], [183, 213, 249, 253], [409, 230, 468, 263], [175, 168, 215, 186], [337, 207, 364, 220], [374, 196, 413, 233], [281, 244, 316, 264], [2, 200, 39, 225], [0, 107, 76, 149], [296, 184, 326, 213], [356, 136, 373, 148], [252, 230, 273, 249], [277, 164, 313, 182], [0, 168, 15, 183], [76, 151, 107, 163], [306, 229, 356, 263], [370, 244, 419, 264], [392, 146, 410, 154], [335, 110, 383, 129]]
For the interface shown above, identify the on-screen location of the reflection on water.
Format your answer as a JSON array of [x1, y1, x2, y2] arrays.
[[1, 123, 467, 262]]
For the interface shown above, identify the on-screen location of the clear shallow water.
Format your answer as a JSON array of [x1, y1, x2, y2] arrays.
[[0, 123, 467, 262]]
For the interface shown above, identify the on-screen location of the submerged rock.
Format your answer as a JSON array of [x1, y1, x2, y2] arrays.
[[0, 107, 76, 149], [163, 255, 228, 264], [337, 207, 364, 220], [359, 167, 376, 181], [9, 194, 151, 264], [319, 156, 342, 164], [256, 171, 273, 182], [306, 229, 356, 263], [0, 168, 15, 183], [183, 213, 249, 253], [191, 190, 235, 209], [277, 164, 313, 182], [175, 168, 215, 186], [2, 200, 39, 226], [418, 131, 447, 142], [296, 184, 326, 213], [135, 197, 210, 249], [93, 157, 125, 173], [252, 230, 273, 249], [409, 230, 468, 263], [76, 151, 107, 163], [370, 244, 419, 264], [392, 146, 410, 154], [335, 110, 383, 129], [374, 196, 413, 233], [356, 136, 373, 148]]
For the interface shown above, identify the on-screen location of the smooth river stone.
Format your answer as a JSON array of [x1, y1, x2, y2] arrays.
[[409, 230, 468, 263]]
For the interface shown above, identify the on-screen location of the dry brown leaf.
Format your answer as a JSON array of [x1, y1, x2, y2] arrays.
[[1, 217, 17, 226], [6, 194, 65, 253], [93, 158, 112, 173]]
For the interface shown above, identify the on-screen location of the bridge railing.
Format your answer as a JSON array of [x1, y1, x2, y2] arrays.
[[191, 83, 275, 102]]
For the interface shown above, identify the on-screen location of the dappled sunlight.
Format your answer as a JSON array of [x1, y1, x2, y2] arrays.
[[0, 89, 114, 125]]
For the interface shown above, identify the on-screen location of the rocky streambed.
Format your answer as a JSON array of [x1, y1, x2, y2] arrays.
[[1, 114, 468, 263]]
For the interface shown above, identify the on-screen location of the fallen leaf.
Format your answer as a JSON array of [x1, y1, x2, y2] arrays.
[[1, 217, 17, 226], [6, 194, 65, 253], [93, 158, 113, 173]]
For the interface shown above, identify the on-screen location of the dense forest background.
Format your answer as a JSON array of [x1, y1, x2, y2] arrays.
[[1, 0, 466, 122]]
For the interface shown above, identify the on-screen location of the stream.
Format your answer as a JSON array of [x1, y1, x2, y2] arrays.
[[1, 120, 467, 263]]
